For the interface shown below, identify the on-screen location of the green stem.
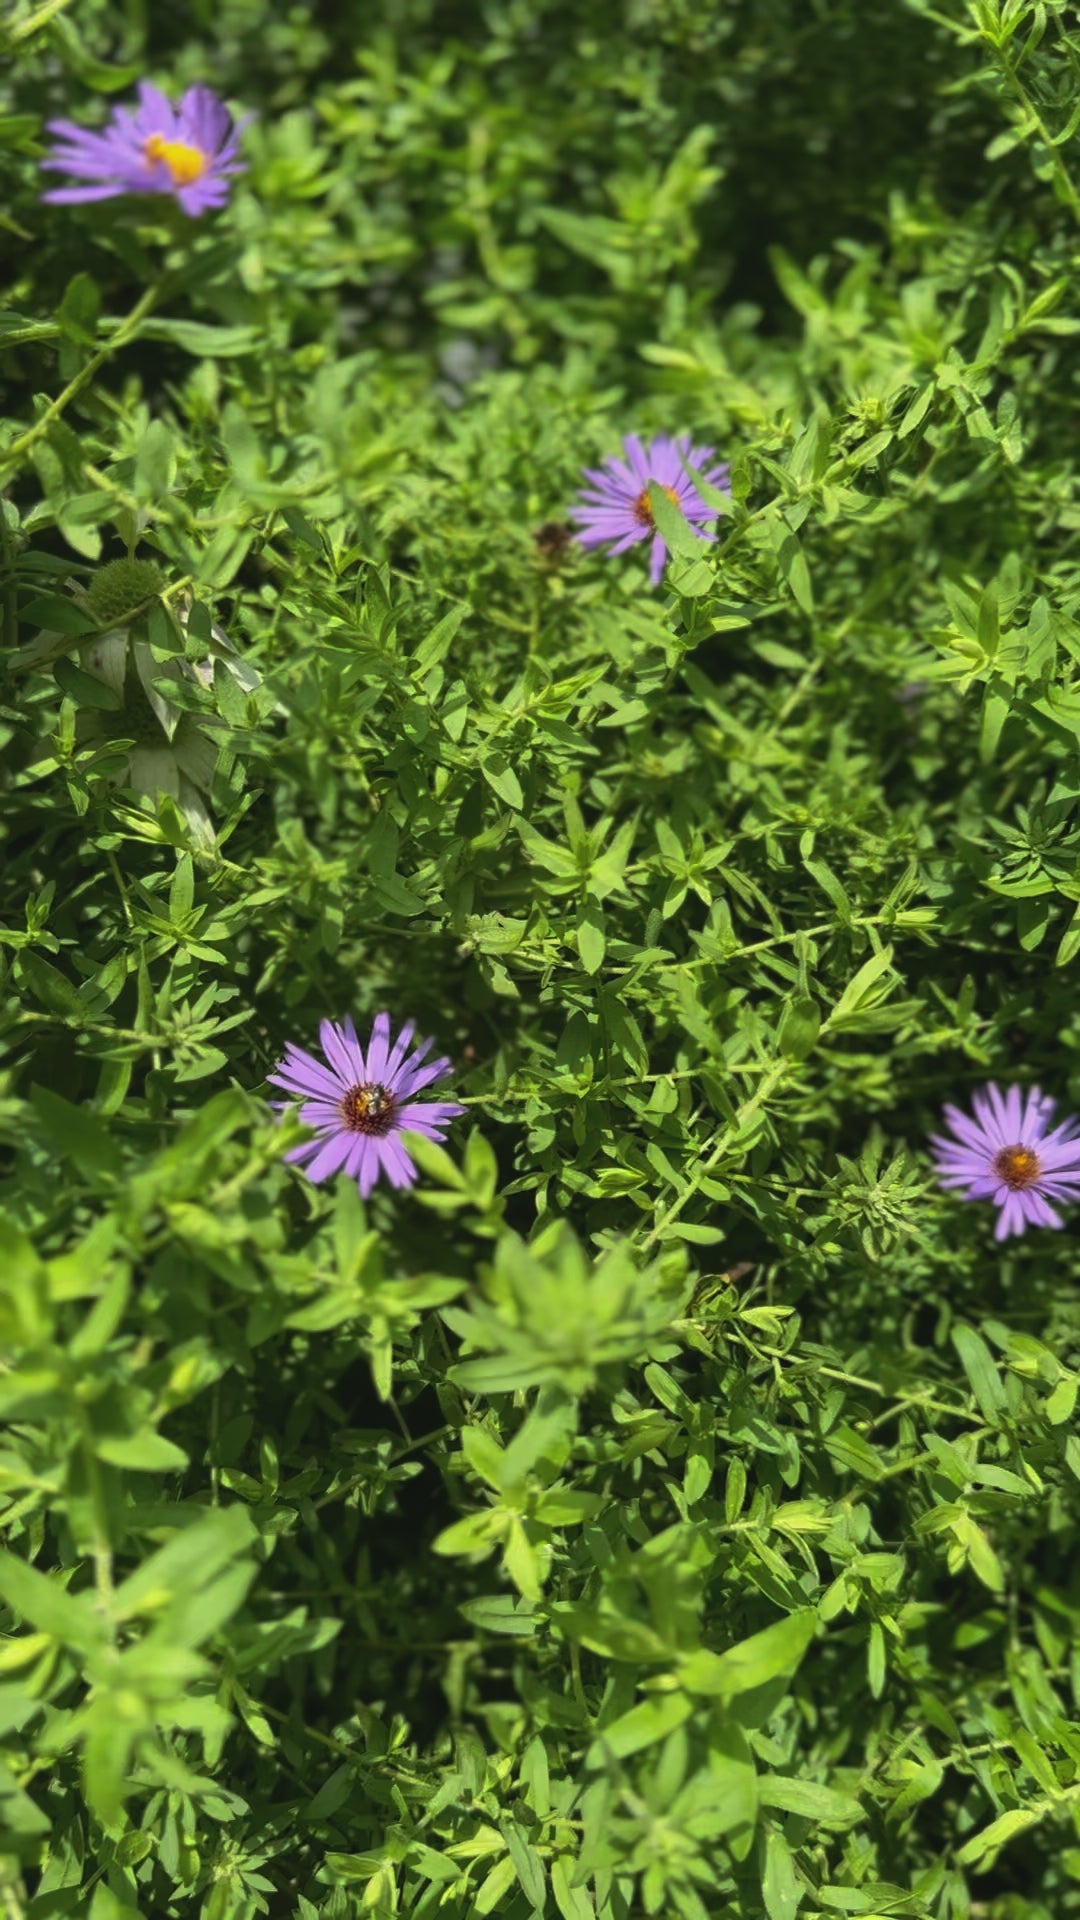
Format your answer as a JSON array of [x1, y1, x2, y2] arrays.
[[640, 1057, 789, 1253], [0, 283, 161, 473], [994, 43, 1080, 226]]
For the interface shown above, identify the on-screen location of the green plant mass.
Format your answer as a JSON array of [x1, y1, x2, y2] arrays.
[[3, 0, 1080, 1915]]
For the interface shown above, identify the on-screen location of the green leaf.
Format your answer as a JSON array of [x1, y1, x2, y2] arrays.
[[17, 953, 92, 1020], [110, 1506, 256, 1623], [577, 901, 606, 974], [482, 757, 524, 811], [647, 481, 705, 560], [19, 596, 97, 637], [761, 1824, 802, 1920], [778, 995, 820, 1059], [680, 1610, 816, 1696], [823, 1425, 883, 1481], [501, 1815, 548, 1911], [951, 1324, 1009, 1425], [776, 530, 814, 615], [0, 1553, 104, 1651], [94, 1431, 190, 1472], [30, 1086, 122, 1183], [458, 1594, 538, 1636], [586, 1691, 693, 1763], [134, 420, 176, 503], [956, 1804, 1045, 1867], [133, 319, 263, 357], [758, 1776, 864, 1825], [53, 657, 123, 710]]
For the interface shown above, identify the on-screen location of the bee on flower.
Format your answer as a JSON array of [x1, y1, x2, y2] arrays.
[[269, 1014, 465, 1198]]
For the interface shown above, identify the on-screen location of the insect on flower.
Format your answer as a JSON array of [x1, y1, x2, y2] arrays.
[[930, 1082, 1080, 1240], [40, 82, 249, 216], [268, 1013, 465, 1199]]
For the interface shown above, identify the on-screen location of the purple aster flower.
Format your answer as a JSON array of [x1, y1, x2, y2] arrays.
[[268, 1014, 465, 1199], [930, 1082, 1080, 1240], [41, 82, 248, 216], [572, 433, 730, 585]]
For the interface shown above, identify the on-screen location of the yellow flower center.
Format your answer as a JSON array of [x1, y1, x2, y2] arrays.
[[632, 483, 680, 528], [992, 1145, 1041, 1190], [143, 133, 208, 187]]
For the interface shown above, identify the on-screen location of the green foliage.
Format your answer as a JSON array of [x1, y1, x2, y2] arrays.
[[2, 0, 1080, 1916]]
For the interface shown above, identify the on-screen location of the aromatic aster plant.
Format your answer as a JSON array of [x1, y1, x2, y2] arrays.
[[2, 2, 1080, 1918]]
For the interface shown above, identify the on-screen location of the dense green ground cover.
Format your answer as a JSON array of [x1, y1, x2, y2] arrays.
[[2, 0, 1080, 1914]]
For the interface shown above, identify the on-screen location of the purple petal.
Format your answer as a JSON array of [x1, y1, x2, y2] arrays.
[[604, 528, 648, 556], [994, 1191, 1026, 1240], [303, 1131, 354, 1184], [133, 81, 179, 137], [319, 1018, 361, 1086], [619, 442, 652, 485], [42, 183, 131, 203], [650, 440, 683, 487], [179, 85, 231, 152], [648, 533, 666, 584], [1035, 1170, 1080, 1197], [345, 1134, 373, 1185], [389, 1032, 434, 1083], [396, 1099, 465, 1136], [358, 1138, 383, 1198], [1036, 1124, 1080, 1161], [938, 1104, 994, 1156], [177, 181, 227, 216], [971, 1088, 1008, 1150], [581, 465, 631, 495], [268, 1044, 342, 1100], [1022, 1189, 1062, 1228], [998, 1084, 1022, 1140], [285, 1137, 324, 1167], [378, 1132, 419, 1189], [365, 1011, 392, 1082], [295, 1100, 346, 1126]]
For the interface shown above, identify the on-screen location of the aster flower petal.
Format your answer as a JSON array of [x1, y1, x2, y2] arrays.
[[970, 1087, 1007, 1149], [285, 1136, 324, 1167], [937, 1104, 993, 1155], [622, 435, 651, 482], [294, 1101, 344, 1128], [304, 1132, 355, 1184], [364, 1011, 392, 1082], [1022, 1189, 1062, 1229], [345, 1134, 373, 1184], [378, 1132, 421, 1189], [180, 85, 231, 151], [42, 184, 134, 204], [395, 1054, 453, 1100], [396, 1100, 466, 1132], [318, 1018, 358, 1086], [132, 82, 183, 142], [358, 1139, 386, 1198], [1036, 1118, 1080, 1156], [993, 1193, 1021, 1240], [1032, 1170, 1080, 1198], [268, 1045, 342, 1101]]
